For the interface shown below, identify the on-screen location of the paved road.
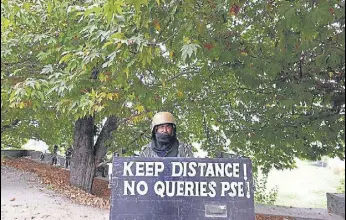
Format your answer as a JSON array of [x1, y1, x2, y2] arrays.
[[1, 166, 109, 220]]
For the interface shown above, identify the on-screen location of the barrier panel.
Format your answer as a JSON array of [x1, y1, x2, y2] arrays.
[[110, 157, 255, 220]]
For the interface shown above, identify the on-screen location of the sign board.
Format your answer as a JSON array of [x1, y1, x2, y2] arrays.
[[110, 157, 255, 220]]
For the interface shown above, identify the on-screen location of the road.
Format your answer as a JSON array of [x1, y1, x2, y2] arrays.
[[1, 166, 109, 220]]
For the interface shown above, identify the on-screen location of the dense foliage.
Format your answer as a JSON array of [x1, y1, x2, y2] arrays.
[[2, 0, 345, 189]]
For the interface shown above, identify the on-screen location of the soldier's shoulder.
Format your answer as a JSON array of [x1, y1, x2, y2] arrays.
[[140, 143, 152, 157], [141, 143, 151, 151]]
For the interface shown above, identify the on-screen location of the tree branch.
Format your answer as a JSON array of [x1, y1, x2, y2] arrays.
[[149, 69, 200, 87], [94, 115, 120, 163], [126, 129, 150, 148], [1, 119, 20, 133], [1, 58, 32, 66]]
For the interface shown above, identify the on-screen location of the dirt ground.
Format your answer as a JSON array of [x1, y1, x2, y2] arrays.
[[1, 166, 109, 220]]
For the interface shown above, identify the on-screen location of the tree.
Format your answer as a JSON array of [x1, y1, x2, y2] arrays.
[[2, 0, 344, 192]]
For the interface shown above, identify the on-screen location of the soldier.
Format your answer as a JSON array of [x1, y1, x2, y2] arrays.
[[39, 150, 45, 161], [51, 145, 58, 166], [96, 157, 108, 177], [65, 147, 73, 169], [140, 112, 193, 157]]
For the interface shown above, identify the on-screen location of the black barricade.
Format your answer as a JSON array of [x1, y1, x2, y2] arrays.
[[110, 157, 255, 220]]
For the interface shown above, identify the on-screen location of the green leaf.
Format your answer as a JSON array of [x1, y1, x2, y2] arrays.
[[181, 43, 200, 62], [41, 65, 54, 74], [23, 2, 30, 11], [316, 54, 326, 66], [59, 53, 72, 64], [2, 18, 11, 29]]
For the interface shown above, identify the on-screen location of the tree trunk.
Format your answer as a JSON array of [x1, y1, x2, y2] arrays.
[[69, 115, 119, 193], [70, 116, 96, 193], [94, 115, 120, 164]]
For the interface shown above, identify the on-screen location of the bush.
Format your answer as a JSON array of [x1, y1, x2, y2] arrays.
[[336, 170, 345, 194], [254, 173, 278, 205]]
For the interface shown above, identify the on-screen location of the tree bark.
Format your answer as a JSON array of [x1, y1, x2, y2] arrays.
[[69, 115, 119, 192], [70, 116, 96, 193], [94, 115, 120, 164]]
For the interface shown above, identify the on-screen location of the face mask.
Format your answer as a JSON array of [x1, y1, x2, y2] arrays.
[[155, 132, 175, 144]]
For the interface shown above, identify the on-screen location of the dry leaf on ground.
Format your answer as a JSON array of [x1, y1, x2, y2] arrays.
[[2, 157, 293, 219]]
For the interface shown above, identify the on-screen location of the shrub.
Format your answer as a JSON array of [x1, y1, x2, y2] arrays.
[[254, 173, 278, 205], [336, 170, 345, 194]]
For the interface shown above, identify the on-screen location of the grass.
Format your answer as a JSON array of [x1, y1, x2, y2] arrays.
[[266, 159, 344, 208]]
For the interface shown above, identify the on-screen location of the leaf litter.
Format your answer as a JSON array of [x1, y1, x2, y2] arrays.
[[2, 157, 292, 219]]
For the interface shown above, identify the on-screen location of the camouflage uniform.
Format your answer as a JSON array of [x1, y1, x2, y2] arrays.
[[140, 142, 193, 158]]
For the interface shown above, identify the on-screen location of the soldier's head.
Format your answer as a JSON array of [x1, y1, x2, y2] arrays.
[[151, 112, 176, 136]]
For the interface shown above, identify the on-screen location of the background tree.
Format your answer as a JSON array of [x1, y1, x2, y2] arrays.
[[2, 0, 344, 192]]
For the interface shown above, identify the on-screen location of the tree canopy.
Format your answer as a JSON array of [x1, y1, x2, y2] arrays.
[[2, 0, 345, 175]]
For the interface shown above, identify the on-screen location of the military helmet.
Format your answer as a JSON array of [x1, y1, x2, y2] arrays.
[[151, 112, 176, 132]]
